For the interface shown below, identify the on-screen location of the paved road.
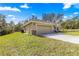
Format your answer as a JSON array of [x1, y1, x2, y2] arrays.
[[42, 33, 79, 44]]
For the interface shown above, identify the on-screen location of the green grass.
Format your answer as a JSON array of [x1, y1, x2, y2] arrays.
[[0, 32, 79, 56], [64, 31, 79, 36]]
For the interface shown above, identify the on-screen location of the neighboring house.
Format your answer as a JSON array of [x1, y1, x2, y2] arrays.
[[23, 21, 54, 35]]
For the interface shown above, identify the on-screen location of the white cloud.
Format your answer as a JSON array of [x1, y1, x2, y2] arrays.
[[11, 17, 16, 20], [63, 3, 79, 9], [7, 15, 16, 20], [20, 4, 29, 8], [63, 3, 73, 9], [64, 16, 68, 19], [0, 7, 21, 12], [7, 15, 15, 17], [7, 15, 17, 21], [74, 12, 79, 14], [63, 15, 73, 19], [69, 15, 73, 18]]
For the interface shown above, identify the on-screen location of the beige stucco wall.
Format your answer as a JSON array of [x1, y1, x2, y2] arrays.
[[24, 23, 36, 34], [24, 22, 53, 35]]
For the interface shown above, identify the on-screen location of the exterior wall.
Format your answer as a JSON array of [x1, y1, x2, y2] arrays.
[[24, 22, 36, 34], [24, 22, 53, 35], [36, 25, 53, 35]]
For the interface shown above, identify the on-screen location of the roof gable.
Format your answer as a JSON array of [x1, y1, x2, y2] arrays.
[[23, 21, 53, 27]]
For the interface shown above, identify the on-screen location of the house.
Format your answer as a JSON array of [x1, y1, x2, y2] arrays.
[[23, 21, 54, 35]]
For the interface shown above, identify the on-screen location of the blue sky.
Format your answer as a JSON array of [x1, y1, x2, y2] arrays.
[[0, 3, 79, 24]]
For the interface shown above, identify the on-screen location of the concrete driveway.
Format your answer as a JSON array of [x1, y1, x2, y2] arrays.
[[42, 33, 79, 44]]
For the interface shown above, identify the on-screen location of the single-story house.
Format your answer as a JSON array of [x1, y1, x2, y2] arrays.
[[23, 21, 54, 35]]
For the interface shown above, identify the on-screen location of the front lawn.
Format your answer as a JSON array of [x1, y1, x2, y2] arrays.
[[0, 32, 79, 56], [63, 31, 79, 36]]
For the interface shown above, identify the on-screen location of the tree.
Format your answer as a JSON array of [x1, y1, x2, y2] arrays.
[[15, 22, 23, 32], [42, 13, 63, 32], [0, 14, 6, 35], [9, 21, 15, 32], [29, 15, 39, 21], [61, 16, 79, 29]]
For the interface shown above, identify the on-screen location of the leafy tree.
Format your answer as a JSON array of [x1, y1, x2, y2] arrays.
[[15, 22, 22, 32], [9, 21, 15, 32], [0, 14, 6, 35], [61, 16, 79, 29]]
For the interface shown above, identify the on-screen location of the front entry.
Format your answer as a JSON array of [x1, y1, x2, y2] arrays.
[[31, 30, 36, 35]]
